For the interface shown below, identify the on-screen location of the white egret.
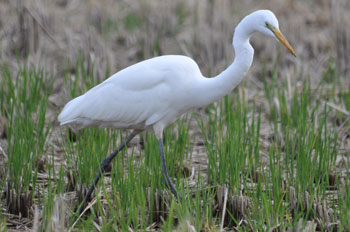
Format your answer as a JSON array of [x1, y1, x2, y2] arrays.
[[58, 10, 295, 213]]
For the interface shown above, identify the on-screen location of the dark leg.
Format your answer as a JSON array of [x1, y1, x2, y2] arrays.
[[157, 139, 179, 198], [78, 130, 139, 215]]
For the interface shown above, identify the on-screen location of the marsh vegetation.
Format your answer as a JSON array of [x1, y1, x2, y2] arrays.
[[0, 0, 349, 231]]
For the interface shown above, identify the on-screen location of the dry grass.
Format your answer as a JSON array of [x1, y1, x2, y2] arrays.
[[0, 0, 350, 231]]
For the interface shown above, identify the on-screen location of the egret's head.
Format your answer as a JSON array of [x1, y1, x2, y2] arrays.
[[248, 10, 296, 56]]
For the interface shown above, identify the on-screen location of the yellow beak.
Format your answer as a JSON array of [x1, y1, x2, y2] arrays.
[[273, 28, 296, 57]]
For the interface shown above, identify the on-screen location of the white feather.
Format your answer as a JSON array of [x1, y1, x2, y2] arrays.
[[58, 55, 203, 130], [58, 10, 295, 138]]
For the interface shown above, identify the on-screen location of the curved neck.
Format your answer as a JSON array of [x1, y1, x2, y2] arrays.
[[194, 18, 254, 107]]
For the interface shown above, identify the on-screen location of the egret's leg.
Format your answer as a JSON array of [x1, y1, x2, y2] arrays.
[[78, 130, 139, 215], [157, 139, 179, 198]]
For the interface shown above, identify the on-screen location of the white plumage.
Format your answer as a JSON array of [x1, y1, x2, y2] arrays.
[[59, 10, 295, 208], [58, 55, 204, 134]]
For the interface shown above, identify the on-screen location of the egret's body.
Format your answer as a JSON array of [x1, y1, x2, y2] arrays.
[[59, 55, 204, 132], [58, 53, 250, 135], [58, 10, 295, 213]]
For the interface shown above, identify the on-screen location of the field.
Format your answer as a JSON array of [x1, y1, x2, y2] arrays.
[[0, 0, 350, 231]]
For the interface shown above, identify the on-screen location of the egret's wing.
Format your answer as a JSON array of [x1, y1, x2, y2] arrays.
[[58, 60, 171, 128], [58, 55, 201, 129]]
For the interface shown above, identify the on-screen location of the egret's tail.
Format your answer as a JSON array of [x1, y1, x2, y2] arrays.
[[58, 96, 84, 126]]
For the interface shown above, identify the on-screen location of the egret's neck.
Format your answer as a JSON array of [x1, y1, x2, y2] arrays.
[[217, 30, 254, 93], [195, 21, 254, 107]]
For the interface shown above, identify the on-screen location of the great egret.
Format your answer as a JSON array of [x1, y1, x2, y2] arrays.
[[58, 9, 295, 213]]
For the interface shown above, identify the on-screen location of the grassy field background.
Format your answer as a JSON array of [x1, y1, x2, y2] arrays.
[[0, 0, 350, 231]]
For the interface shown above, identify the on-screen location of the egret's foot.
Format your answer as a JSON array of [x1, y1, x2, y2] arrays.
[[163, 174, 179, 199]]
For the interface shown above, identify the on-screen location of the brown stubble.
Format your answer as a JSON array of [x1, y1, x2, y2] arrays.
[[0, 0, 349, 230]]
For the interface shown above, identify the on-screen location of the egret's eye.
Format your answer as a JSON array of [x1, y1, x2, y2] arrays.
[[265, 22, 272, 30]]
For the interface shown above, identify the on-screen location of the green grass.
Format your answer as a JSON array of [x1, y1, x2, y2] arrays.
[[1, 59, 349, 231], [0, 65, 52, 217]]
